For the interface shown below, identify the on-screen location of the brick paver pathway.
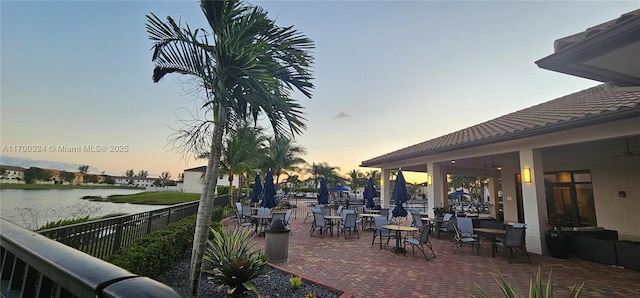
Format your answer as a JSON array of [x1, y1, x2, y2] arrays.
[[235, 205, 640, 297]]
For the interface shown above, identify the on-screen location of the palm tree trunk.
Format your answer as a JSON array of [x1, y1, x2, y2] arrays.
[[189, 104, 227, 296], [228, 173, 234, 205]]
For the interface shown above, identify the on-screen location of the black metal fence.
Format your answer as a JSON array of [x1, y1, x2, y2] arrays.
[[37, 195, 229, 259]]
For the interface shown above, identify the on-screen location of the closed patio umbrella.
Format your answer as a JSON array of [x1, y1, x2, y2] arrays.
[[391, 170, 409, 218], [364, 177, 376, 209], [318, 177, 329, 205], [261, 170, 277, 208], [251, 174, 262, 204]]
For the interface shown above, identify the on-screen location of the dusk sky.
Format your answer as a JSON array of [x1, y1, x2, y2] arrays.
[[1, 1, 638, 183]]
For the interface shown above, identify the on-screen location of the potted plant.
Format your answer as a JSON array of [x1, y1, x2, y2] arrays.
[[545, 213, 570, 259]]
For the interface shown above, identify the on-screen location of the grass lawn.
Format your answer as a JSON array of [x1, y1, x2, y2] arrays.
[[103, 192, 200, 205], [0, 183, 143, 190]]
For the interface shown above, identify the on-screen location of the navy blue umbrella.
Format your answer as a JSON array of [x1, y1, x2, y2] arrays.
[[251, 174, 262, 204], [363, 177, 376, 209], [261, 170, 277, 208], [391, 170, 409, 218], [318, 177, 329, 205]]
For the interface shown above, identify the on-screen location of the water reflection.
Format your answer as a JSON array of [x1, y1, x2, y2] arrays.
[[0, 188, 171, 229]]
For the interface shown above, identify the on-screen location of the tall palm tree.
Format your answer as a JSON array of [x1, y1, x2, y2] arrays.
[[146, 1, 314, 295], [263, 137, 306, 185]]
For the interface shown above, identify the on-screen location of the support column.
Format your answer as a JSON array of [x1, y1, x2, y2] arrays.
[[519, 148, 547, 254], [380, 169, 391, 208], [427, 163, 444, 218], [487, 176, 499, 219]]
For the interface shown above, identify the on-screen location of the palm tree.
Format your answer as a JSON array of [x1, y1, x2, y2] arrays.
[[307, 162, 342, 188], [146, 1, 314, 295], [220, 123, 268, 200], [263, 137, 306, 185], [366, 169, 381, 189], [346, 169, 366, 197]]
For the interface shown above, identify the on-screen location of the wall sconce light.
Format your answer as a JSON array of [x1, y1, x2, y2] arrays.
[[426, 174, 432, 185], [523, 167, 531, 183], [451, 160, 456, 164]]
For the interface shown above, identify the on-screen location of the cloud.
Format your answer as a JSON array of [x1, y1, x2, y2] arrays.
[[332, 112, 352, 120]]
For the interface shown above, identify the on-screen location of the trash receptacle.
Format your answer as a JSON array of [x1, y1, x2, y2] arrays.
[[264, 218, 289, 263], [264, 218, 290, 263]]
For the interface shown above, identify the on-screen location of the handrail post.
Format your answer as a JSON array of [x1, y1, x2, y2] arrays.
[[146, 211, 154, 234], [113, 217, 124, 252]]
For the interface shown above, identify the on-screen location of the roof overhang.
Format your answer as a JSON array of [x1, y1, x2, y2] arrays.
[[535, 9, 640, 86]]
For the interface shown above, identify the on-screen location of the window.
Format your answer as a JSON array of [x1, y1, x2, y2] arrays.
[[545, 170, 596, 227]]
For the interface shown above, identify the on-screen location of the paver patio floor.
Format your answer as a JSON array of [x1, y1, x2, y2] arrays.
[[241, 205, 640, 297]]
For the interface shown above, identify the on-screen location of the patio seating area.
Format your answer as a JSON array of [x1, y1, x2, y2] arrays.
[[235, 205, 640, 297]]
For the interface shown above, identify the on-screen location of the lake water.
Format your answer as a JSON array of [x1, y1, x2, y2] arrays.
[[0, 189, 171, 229]]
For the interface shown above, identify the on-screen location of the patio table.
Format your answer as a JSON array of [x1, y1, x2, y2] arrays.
[[383, 224, 417, 254], [251, 214, 272, 237], [359, 213, 381, 231], [474, 228, 506, 256], [324, 215, 342, 237]]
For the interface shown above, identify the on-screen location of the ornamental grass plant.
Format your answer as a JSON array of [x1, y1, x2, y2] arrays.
[[203, 227, 268, 297], [472, 267, 584, 298]]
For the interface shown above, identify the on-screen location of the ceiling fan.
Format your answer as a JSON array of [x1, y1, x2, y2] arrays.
[[609, 137, 640, 158]]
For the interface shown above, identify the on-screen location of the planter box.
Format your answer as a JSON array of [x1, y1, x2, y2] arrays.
[[572, 236, 617, 266], [545, 232, 570, 259], [616, 240, 640, 271]]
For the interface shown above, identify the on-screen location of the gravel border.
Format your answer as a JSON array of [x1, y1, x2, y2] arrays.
[[157, 257, 341, 297]]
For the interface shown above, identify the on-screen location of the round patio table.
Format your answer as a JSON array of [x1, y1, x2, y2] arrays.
[[382, 224, 417, 254]]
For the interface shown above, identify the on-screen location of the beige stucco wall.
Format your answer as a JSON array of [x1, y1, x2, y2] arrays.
[[542, 141, 640, 241]]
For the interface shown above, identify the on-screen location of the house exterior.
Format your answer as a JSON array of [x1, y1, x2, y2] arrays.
[[361, 9, 640, 255], [0, 165, 26, 180], [181, 166, 240, 194], [112, 176, 158, 187]]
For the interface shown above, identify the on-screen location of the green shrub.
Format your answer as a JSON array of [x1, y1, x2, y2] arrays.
[[104, 216, 221, 278], [472, 267, 584, 298], [211, 206, 230, 222], [203, 227, 268, 297]]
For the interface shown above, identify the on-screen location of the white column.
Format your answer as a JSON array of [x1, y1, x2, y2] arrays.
[[380, 169, 391, 208], [427, 162, 444, 218], [519, 148, 547, 254]]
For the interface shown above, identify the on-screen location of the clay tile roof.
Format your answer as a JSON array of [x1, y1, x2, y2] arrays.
[[361, 84, 640, 167], [554, 9, 640, 52]]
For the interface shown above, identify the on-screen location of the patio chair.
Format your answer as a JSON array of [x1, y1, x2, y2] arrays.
[[380, 208, 390, 218], [404, 223, 436, 261], [311, 211, 332, 238], [411, 212, 424, 233], [340, 212, 359, 239], [241, 205, 252, 222], [304, 204, 321, 223], [336, 205, 344, 217], [494, 226, 530, 263], [451, 218, 478, 254], [283, 209, 293, 228], [438, 213, 454, 239], [321, 206, 332, 217], [235, 212, 253, 230], [372, 215, 395, 249]]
